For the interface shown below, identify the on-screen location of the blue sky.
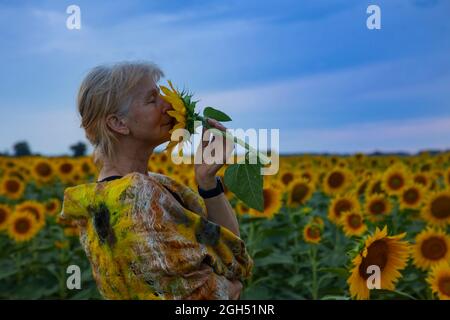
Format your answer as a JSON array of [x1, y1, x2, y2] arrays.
[[1, 0, 449, 155]]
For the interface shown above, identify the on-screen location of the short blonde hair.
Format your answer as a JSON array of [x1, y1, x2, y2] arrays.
[[77, 61, 164, 168]]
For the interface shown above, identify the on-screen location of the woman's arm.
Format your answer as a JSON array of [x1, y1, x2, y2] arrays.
[[195, 118, 241, 238], [198, 179, 240, 237]]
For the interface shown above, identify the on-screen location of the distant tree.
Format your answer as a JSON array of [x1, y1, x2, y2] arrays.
[[13, 141, 32, 156], [70, 141, 87, 157]]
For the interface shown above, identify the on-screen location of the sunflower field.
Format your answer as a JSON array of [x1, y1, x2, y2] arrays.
[[1, 152, 450, 300]]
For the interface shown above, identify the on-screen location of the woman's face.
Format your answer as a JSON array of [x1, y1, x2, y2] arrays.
[[125, 76, 175, 147]]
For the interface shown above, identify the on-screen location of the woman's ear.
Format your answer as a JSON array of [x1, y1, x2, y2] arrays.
[[106, 114, 130, 135]]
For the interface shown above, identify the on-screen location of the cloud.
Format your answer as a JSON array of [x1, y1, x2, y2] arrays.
[[1, 108, 89, 156], [198, 53, 450, 124], [281, 116, 450, 154]]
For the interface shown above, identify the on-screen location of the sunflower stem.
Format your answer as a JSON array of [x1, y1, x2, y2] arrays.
[[310, 245, 319, 299], [198, 116, 271, 165]]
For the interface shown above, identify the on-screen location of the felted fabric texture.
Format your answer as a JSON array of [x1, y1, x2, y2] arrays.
[[61, 171, 253, 299]]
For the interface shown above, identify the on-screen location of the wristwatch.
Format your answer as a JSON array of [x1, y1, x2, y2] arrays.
[[197, 176, 224, 199]]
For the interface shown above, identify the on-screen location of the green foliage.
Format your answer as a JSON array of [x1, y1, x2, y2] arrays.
[[224, 161, 264, 211], [0, 221, 101, 299], [203, 107, 232, 122]]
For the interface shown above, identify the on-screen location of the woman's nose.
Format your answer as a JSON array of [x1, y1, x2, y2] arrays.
[[159, 96, 173, 113]]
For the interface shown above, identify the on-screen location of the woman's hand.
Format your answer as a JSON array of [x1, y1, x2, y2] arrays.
[[195, 118, 234, 190]]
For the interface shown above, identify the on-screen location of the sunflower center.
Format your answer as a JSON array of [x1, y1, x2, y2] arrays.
[[46, 202, 56, 211], [430, 195, 450, 219], [348, 214, 362, 229], [301, 173, 312, 183], [369, 200, 386, 215], [0, 209, 7, 224], [335, 200, 352, 218], [291, 183, 309, 204], [307, 226, 321, 239], [60, 163, 74, 174], [388, 174, 404, 190], [36, 162, 52, 177], [414, 175, 427, 186], [281, 173, 294, 186], [438, 276, 450, 297], [263, 189, 273, 211], [81, 163, 91, 174], [421, 237, 447, 260], [14, 218, 31, 234], [358, 240, 388, 280], [328, 172, 344, 189], [403, 188, 419, 204], [6, 180, 20, 193]]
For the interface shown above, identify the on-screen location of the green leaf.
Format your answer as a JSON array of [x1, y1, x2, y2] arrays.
[[203, 107, 232, 122], [224, 163, 263, 211]]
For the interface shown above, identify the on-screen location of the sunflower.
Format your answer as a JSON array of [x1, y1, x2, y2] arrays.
[[364, 194, 392, 221], [287, 178, 313, 208], [15, 200, 46, 229], [7, 211, 40, 242], [31, 158, 55, 183], [365, 174, 386, 197], [56, 159, 76, 183], [347, 226, 410, 300], [248, 187, 282, 219], [399, 184, 424, 210], [323, 167, 353, 195], [0, 204, 12, 231], [427, 262, 450, 300], [279, 170, 297, 188], [0, 176, 25, 200], [303, 223, 322, 244], [412, 228, 450, 270], [413, 172, 432, 190], [79, 157, 97, 176], [422, 190, 450, 226], [160, 80, 197, 154], [45, 198, 62, 217], [382, 164, 410, 196], [340, 210, 367, 237], [299, 170, 317, 186], [328, 193, 360, 224]]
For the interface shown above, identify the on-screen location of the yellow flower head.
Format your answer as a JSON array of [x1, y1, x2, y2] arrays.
[[427, 262, 450, 300], [7, 211, 40, 242], [413, 227, 450, 270], [422, 189, 450, 227], [347, 226, 410, 300], [160, 80, 198, 154], [340, 210, 367, 237], [303, 222, 322, 244]]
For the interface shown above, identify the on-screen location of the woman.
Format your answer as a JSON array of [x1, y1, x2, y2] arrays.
[[61, 62, 253, 299]]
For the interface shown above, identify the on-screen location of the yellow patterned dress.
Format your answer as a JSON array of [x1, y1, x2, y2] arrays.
[[61, 171, 253, 299]]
